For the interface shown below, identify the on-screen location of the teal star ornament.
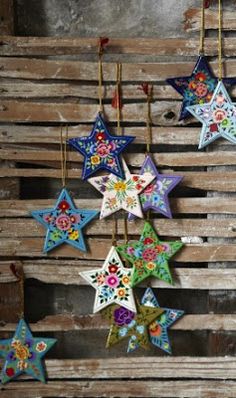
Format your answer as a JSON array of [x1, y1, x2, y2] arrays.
[[139, 287, 184, 354], [187, 80, 236, 149], [0, 318, 56, 384], [116, 222, 183, 287], [31, 188, 98, 253]]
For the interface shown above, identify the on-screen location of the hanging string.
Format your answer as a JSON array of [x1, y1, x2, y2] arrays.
[[10, 263, 24, 319], [60, 125, 68, 187], [199, 0, 205, 55], [218, 0, 223, 80], [139, 83, 153, 154], [116, 63, 122, 135]]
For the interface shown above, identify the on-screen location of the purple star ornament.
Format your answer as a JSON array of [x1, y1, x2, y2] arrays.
[[166, 55, 236, 120], [128, 155, 182, 221], [68, 113, 134, 179]]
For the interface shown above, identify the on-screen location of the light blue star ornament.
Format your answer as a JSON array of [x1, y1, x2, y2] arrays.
[[31, 188, 98, 253], [187, 80, 236, 149], [0, 318, 56, 384], [131, 287, 184, 354]]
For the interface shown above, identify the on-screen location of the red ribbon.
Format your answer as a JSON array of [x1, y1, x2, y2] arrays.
[[204, 0, 210, 8], [99, 37, 109, 52]]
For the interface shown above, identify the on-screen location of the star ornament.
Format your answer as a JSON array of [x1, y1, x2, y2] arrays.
[[128, 155, 182, 220], [68, 113, 134, 179], [166, 55, 236, 120], [141, 287, 184, 354], [117, 222, 183, 287], [80, 246, 136, 313], [31, 188, 98, 253], [102, 302, 164, 351], [187, 80, 236, 149], [88, 158, 155, 219], [0, 318, 56, 384]]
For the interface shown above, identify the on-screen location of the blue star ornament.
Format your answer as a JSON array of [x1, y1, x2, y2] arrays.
[[138, 287, 184, 354], [166, 55, 236, 120], [187, 81, 236, 149], [32, 188, 98, 253], [0, 318, 56, 384], [128, 155, 182, 221], [68, 113, 134, 179]]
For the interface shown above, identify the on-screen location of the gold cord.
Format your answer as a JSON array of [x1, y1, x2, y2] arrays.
[[218, 0, 223, 80], [98, 42, 104, 113], [199, 0, 205, 54], [146, 85, 153, 154], [116, 63, 122, 135], [60, 125, 68, 187]]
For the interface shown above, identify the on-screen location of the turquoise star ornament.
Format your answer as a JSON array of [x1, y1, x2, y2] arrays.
[[68, 113, 134, 179], [0, 318, 56, 384], [31, 188, 98, 253], [187, 81, 236, 149], [139, 287, 184, 354]]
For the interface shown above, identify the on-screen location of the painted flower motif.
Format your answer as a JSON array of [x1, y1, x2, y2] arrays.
[[209, 123, 218, 133], [134, 247, 143, 258], [146, 262, 156, 271], [119, 327, 128, 337], [149, 321, 162, 337], [96, 273, 106, 285], [70, 214, 80, 224], [114, 306, 135, 326], [96, 131, 105, 141], [117, 288, 126, 297], [195, 82, 208, 98], [43, 214, 55, 224], [107, 197, 117, 208], [136, 325, 145, 334], [161, 243, 170, 252], [17, 360, 28, 370], [114, 181, 127, 192], [97, 143, 111, 158], [55, 214, 71, 231], [143, 237, 154, 245], [107, 158, 116, 167], [126, 196, 136, 207], [133, 259, 143, 269], [127, 246, 135, 255], [202, 107, 211, 120], [108, 264, 118, 273], [221, 118, 230, 127], [188, 80, 197, 90], [7, 351, 16, 361], [216, 94, 225, 105], [51, 230, 63, 241], [91, 155, 101, 165], [58, 200, 70, 211], [155, 245, 164, 253], [101, 285, 114, 299], [28, 351, 36, 361], [195, 72, 206, 81], [5, 367, 15, 377], [36, 341, 47, 353], [142, 248, 157, 262], [122, 275, 130, 285], [143, 183, 155, 195], [213, 109, 227, 123], [105, 274, 119, 288], [68, 229, 79, 240]]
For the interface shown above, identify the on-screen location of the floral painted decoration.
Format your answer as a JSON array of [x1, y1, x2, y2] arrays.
[[0, 318, 56, 384], [88, 157, 154, 219], [136, 287, 184, 354], [166, 55, 236, 120], [128, 155, 182, 220], [102, 302, 164, 350], [117, 221, 183, 286], [31, 188, 98, 253], [80, 246, 136, 313], [187, 80, 236, 149], [68, 113, 134, 179]]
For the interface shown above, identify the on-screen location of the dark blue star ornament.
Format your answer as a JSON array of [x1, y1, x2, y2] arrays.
[[68, 113, 134, 179], [32, 188, 98, 253], [0, 318, 56, 384], [139, 287, 184, 354], [166, 55, 236, 120]]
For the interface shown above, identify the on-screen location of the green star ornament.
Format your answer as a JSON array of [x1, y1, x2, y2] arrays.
[[102, 303, 164, 350], [116, 222, 183, 286]]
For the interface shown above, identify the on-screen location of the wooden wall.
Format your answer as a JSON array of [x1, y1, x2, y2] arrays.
[[0, 2, 236, 397]]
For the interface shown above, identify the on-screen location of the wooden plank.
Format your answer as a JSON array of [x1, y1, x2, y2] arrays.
[[2, 197, 236, 217], [0, 58, 236, 81], [0, 169, 235, 192], [184, 8, 236, 32], [12, 357, 236, 379], [0, 37, 236, 56], [1, 260, 236, 289], [0, 0, 14, 35], [0, 238, 234, 262], [0, 100, 184, 124], [2, 148, 236, 168], [1, 218, 236, 238], [2, 380, 236, 398], [0, 313, 236, 332]]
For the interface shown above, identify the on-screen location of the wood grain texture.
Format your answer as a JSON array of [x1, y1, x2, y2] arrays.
[[0, 0, 14, 35], [184, 8, 236, 32], [0, 37, 236, 56], [1, 260, 236, 289], [2, 380, 236, 398]]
